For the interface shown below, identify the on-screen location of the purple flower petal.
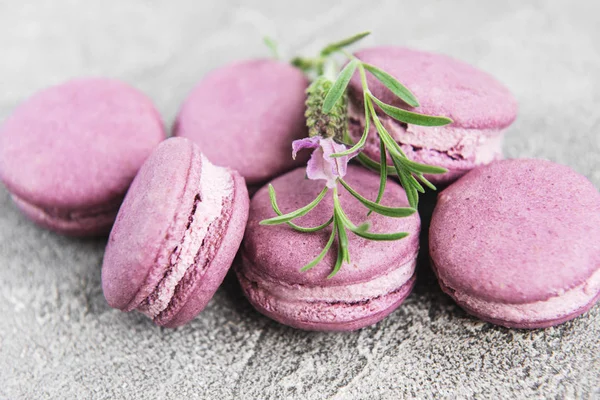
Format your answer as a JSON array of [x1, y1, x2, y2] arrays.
[[319, 138, 355, 183], [306, 146, 336, 187], [292, 136, 358, 188], [292, 137, 320, 159]]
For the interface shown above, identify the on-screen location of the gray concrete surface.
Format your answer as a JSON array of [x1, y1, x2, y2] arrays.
[[1, 1, 599, 399]]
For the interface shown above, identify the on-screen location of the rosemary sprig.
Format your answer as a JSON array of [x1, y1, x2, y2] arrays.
[[261, 185, 412, 279], [260, 32, 452, 277], [336, 55, 452, 208]]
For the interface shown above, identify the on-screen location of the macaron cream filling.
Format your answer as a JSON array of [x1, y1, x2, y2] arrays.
[[238, 259, 416, 325], [240, 256, 416, 304], [137, 157, 234, 320], [238, 252, 417, 326], [439, 266, 600, 324], [348, 99, 504, 169]]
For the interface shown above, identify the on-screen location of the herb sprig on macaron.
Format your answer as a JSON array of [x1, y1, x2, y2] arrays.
[[261, 32, 452, 277]]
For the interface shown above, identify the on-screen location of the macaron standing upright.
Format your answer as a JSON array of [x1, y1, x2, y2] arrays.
[[429, 159, 600, 329], [0, 78, 166, 236], [347, 46, 518, 185], [102, 137, 249, 328], [238, 166, 420, 331], [174, 59, 310, 190]]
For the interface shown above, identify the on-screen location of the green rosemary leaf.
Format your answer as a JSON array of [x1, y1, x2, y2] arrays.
[[320, 31, 371, 57], [366, 98, 408, 159], [392, 156, 419, 208], [269, 184, 334, 232], [356, 222, 371, 232], [331, 94, 370, 158], [416, 174, 437, 191], [300, 223, 337, 272], [338, 179, 416, 218], [335, 187, 411, 241], [401, 158, 448, 175], [327, 237, 345, 279], [409, 173, 425, 193], [332, 188, 350, 264], [332, 187, 356, 227], [261, 185, 329, 225], [350, 228, 410, 241], [334, 191, 410, 241], [375, 137, 388, 202], [367, 139, 388, 217], [361, 63, 420, 107], [292, 217, 334, 233], [323, 59, 359, 114], [336, 213, 350, 263], [356, 152, 396, 175], [370, 95, 453, 127], [263, 36, 280, 59]]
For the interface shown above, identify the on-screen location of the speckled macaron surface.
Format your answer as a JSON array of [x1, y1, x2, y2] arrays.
[[347, 46, 518, 185], [430, 159, 600, 328], [102, 137, 249, 328], [174, 59, 310, 186], [238, 165, 420, 331], [0, 78, 166, 235]]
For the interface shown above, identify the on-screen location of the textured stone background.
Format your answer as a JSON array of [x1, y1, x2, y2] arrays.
[[1, 1, 599, 399]]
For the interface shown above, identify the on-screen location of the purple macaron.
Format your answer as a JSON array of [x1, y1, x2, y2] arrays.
[[348, 46, 518, 185], [174, 59, 310, 189], [0, 78, 166, 236], [430, 159, 600, 329], [102, 137, 249, 328], [237, 166, 420, 331]]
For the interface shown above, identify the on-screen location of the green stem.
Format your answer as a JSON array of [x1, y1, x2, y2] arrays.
[[300, 220, 337, 272], [261, 185, 329, 225]]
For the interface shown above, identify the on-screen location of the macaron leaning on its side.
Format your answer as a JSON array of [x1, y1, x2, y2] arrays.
[[430, 159, 600, 329], [0, 78, 166, 236], [238, 166, 420, 331], [347, 46, 518, 185], [174, 59, 310, 191], [102, 137, 249, 328]]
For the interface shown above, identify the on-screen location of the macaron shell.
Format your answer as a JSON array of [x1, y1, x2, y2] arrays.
[[239, 271, 416, 331], [0, 78, 165, 213], [430, 159, 600, 305], [159, 172, 249, 328], [102, 138, 195, 311], [174, 59, 309, 185], [12, 195, 120, 236], [437, 276, 600, 329], [243, 166, 420, 287], [349, 46, 518, 129]]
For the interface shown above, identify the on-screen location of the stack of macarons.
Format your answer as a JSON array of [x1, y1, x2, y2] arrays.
[[1, 45, 597, 331]]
